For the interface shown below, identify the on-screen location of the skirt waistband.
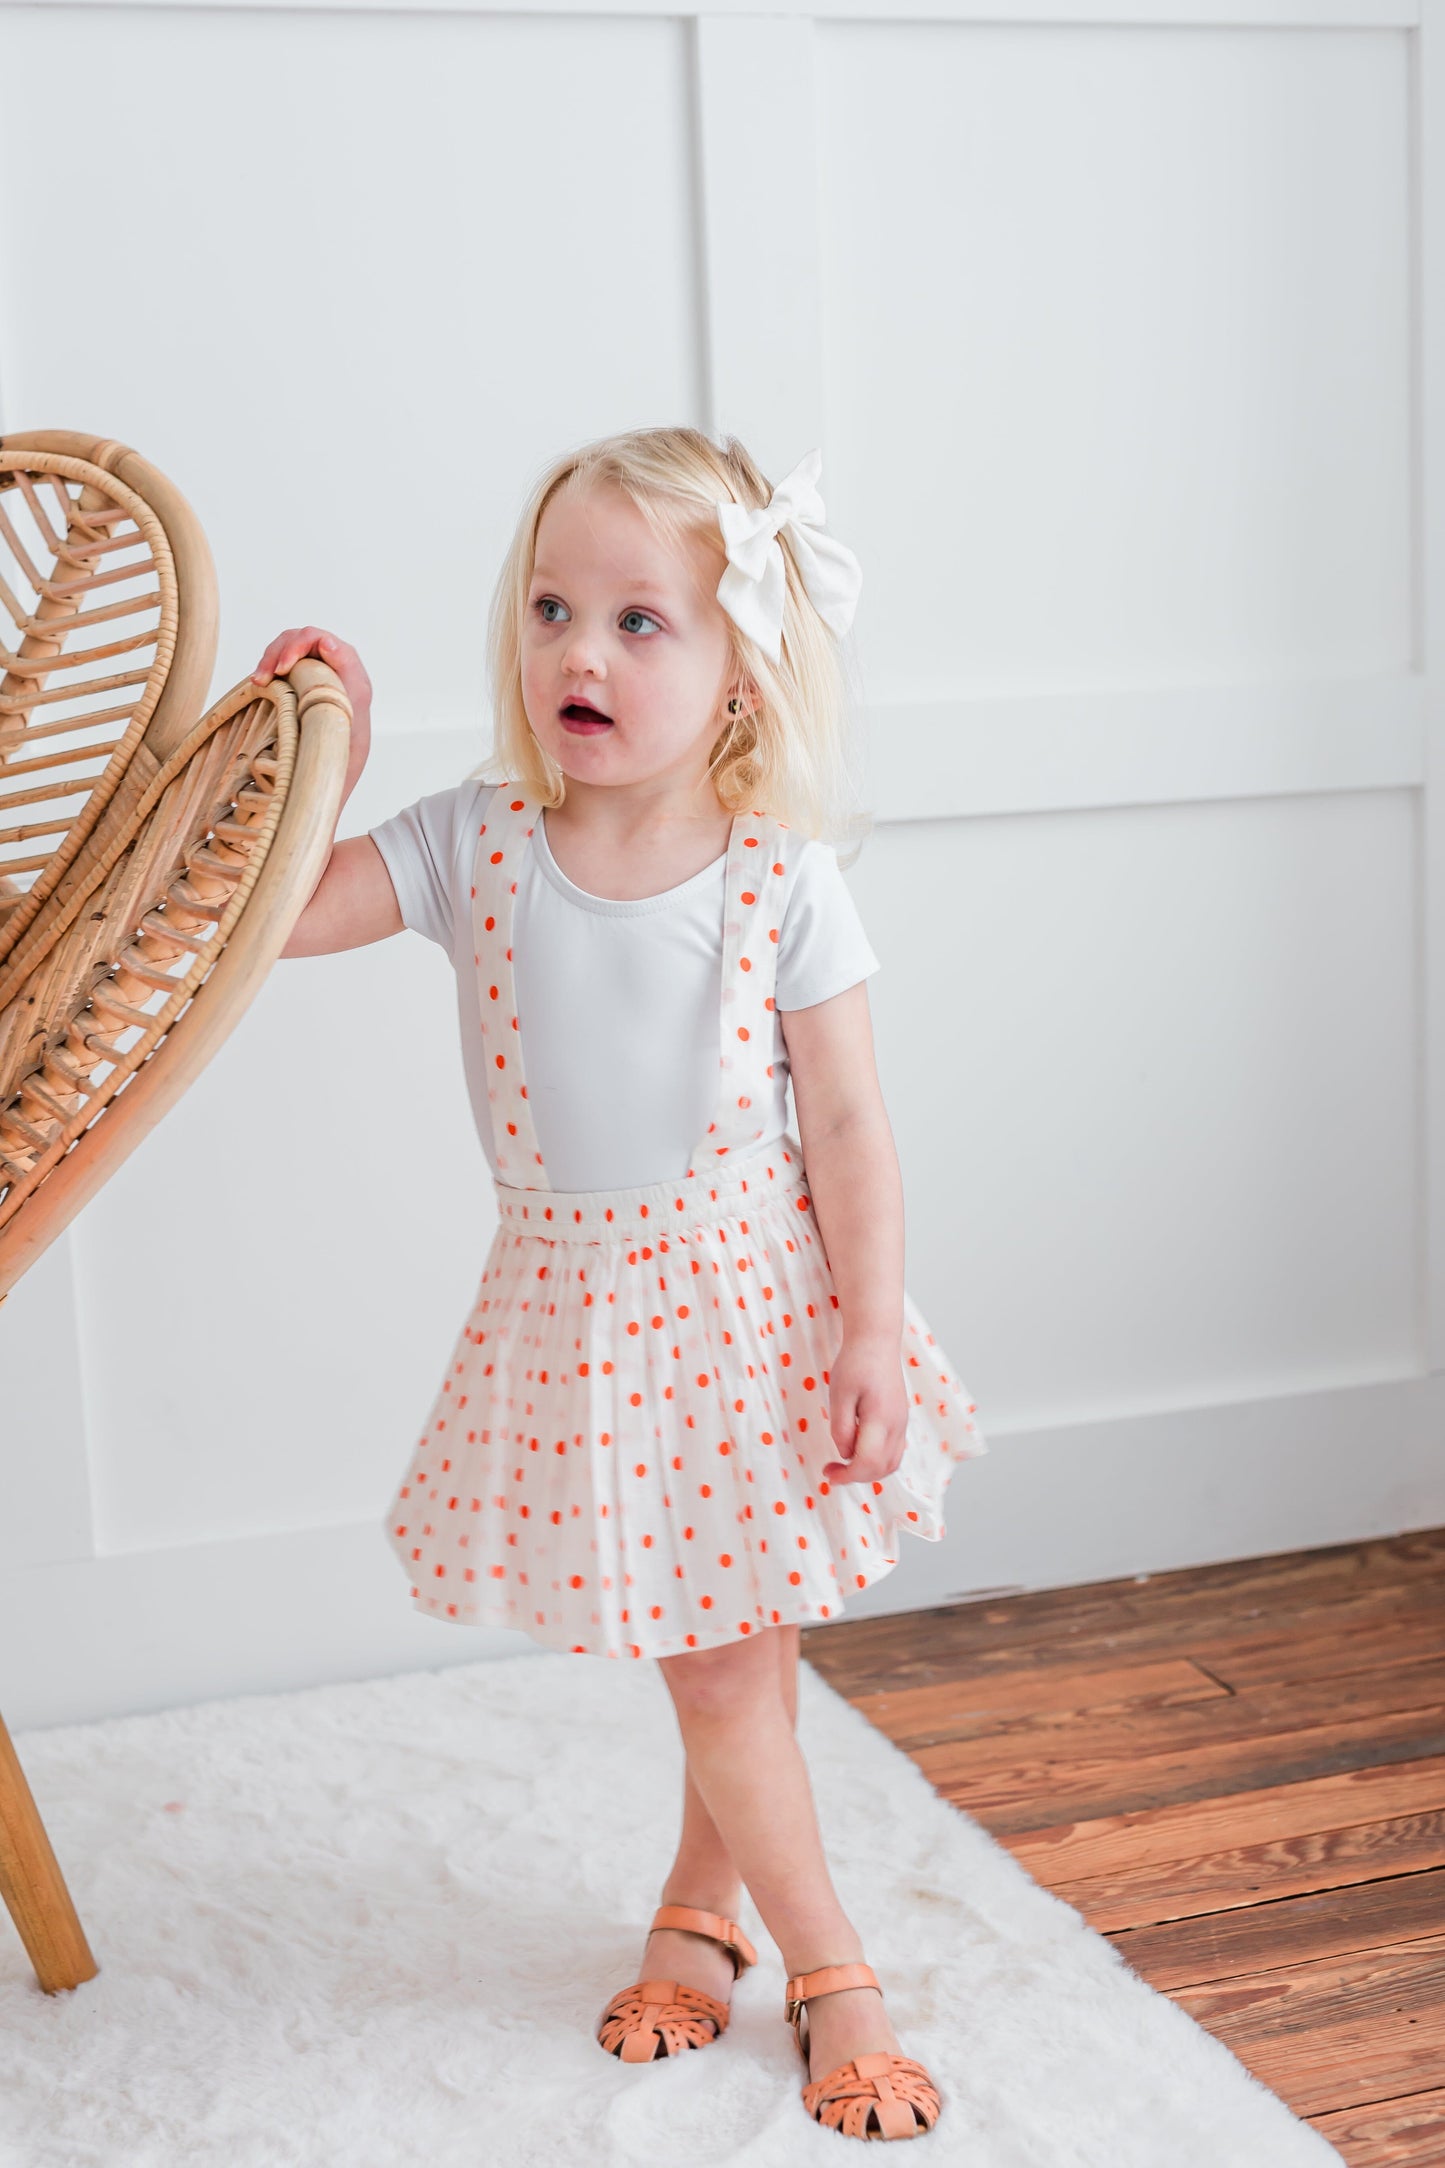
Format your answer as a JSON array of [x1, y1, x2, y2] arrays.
[[491, 1134, 811, 1245]]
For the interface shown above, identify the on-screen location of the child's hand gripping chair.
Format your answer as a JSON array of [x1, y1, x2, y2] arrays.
[[0, 431, 352, 1992]]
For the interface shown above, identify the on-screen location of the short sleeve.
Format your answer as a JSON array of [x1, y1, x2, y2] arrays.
[[369, 780, 495, 953], [775, 839, 880, 1012]]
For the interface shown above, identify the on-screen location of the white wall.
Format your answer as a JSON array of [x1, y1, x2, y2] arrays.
[[1, 0, 1442, 1728]]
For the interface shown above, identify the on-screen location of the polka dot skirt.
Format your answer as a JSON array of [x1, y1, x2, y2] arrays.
[[383, 788, 986, 1659]]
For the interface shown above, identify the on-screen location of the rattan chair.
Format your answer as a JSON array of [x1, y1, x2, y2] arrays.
[[0, 430, 352, 1991]]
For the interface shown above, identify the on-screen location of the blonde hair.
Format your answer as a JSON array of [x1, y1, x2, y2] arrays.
[[478, 426, 869, 856]]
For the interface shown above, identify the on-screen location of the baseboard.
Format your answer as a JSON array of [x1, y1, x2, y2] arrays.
[[836, 1365, 1445, 1620]]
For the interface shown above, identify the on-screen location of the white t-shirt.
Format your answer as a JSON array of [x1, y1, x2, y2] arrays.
[[369, 778, 880, 1194]]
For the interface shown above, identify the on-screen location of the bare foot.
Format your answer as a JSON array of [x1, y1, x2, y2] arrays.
[[638, 1919, 742, 2009], [800, 1983, 904, 2083]]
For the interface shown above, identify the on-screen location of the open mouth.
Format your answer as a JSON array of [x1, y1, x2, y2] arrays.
[[560, 697, 613, 731]]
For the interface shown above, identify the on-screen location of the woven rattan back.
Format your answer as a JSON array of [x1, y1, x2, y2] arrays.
[[0, 431, 350, 1299], [0, 434, 218, 954]]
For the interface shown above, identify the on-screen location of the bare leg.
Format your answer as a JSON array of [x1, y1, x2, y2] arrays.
[[638, 1625, 802, 2003], [656, 1624, 901, 2082]]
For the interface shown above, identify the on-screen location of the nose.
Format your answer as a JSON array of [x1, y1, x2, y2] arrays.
[[558, 621, 607, 683]]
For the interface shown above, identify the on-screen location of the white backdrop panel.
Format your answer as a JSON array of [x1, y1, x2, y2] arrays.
[[818, 22, 1412, 700], [850, 788, 1419, 1429], [0, 6, 701, 722]]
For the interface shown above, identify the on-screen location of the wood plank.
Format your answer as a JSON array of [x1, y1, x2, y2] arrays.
[[1311, 2086, 1445, 2166], [804, 1571, 1445, 1700], [1002, 1756, 1445, 1881], [1049, 1811, 1445, 1933], [941, 1713, 1445, 1837], [925, 1690, 1445, 1832], [1174, 1939, 1445, 2118], [823, 1567, 1445, 1677], [1196, 1609, 1445, 1695], [802, 1530, 1445, 1686], [897, 1654, 1445, 1767], [1110, 1870, 1445, 1989], [853, 1657, 1228, 1741]]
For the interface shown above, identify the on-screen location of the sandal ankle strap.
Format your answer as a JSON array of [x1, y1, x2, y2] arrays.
[[784, 1960, 880, 2027], [650, 1904, 758, 1976]]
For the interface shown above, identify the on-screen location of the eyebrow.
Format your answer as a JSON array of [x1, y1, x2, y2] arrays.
[[530, 566, 676, 596]]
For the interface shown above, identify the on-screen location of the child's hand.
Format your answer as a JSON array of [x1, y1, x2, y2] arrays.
[[252, 627, 373, 735], [252, 627, 373, 805], [821, 1337, 910, 1486]]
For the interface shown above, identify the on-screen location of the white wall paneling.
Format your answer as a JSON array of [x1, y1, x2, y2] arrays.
[[693, 12, 824, 465], [0, 7, 703, 721], [1419, 0, 1445, 1367], [0, 0, 1440, 1725], [0, 1237, 94, 1571], [10, 0, 1419, 20], [862, 673, 1426, 822]]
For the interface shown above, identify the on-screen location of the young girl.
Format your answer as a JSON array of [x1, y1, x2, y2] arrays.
[[255, 428, 984, 2144]]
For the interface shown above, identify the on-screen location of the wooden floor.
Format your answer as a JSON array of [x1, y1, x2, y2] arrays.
[[802, 1529, 1445, 2167]]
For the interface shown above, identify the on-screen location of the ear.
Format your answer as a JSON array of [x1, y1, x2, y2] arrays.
[[724, 684, 761, 720]]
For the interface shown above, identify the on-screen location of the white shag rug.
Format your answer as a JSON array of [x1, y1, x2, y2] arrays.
[[0, 1654, 1340, 2168]]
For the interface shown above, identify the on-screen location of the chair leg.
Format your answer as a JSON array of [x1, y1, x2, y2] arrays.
[[0, 1707, 97, 1992]]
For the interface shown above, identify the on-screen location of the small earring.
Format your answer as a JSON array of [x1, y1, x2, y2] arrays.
[[727, 697, 741, 716]]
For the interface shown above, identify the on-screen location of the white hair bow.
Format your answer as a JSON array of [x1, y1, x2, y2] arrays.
[[715, 449, 862, 664]]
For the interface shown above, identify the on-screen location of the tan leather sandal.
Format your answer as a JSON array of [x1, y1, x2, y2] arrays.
[[785, 1962, 942, 2140], [596, 1903, 758, 2063]]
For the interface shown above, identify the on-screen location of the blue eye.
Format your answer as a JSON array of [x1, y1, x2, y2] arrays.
[[536, 597, 570, 624], [620, 608, 661, 636]]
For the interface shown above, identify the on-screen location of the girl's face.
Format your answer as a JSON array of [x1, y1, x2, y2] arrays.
[[520, 482, 739, 794]]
